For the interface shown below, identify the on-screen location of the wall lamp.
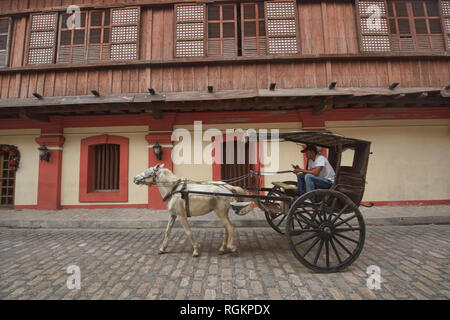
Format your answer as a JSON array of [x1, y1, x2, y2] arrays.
[[153, 141, 162, 160], [38, 145, 50, 162]]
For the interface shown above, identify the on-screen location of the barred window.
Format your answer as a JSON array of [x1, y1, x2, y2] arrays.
[[93, 144, 120, 191]]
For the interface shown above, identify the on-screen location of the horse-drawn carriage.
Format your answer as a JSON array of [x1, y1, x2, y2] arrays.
[[134, 131, 372, 273]]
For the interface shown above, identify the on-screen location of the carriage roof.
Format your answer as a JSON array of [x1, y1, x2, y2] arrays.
[[276, 131, 371, 149]]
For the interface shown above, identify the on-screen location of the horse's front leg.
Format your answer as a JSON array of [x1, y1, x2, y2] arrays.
[[178, 216, 201, 257], [159, 214, 177, 254]]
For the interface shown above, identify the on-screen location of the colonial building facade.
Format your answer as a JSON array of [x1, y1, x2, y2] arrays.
[[0, 0, 449, 210]]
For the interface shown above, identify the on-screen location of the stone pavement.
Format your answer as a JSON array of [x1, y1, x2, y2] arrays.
[[0, 225, 449, 300], [0, 205, 448, 229]]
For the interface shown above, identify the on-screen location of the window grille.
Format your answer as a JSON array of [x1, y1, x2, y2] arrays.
[[27, 13, 58, 64]]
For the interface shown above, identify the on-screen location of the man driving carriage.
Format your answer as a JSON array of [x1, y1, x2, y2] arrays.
[[293, 144, 336, 196]]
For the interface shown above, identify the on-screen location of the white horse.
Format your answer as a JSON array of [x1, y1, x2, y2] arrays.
[[133, 164, 250, 257]]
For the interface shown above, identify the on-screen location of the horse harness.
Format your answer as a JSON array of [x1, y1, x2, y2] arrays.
[[162, 179, 192, 218]]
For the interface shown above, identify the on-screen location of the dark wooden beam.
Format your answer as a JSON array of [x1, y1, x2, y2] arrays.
[[18, 110, 49, 122], [312, 97, 334, 115]]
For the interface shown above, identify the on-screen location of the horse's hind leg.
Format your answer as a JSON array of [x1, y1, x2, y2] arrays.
[[178, 216, 201, 257], [215, 207, 237, 253], [159, 214, 177, 254], [218, 227, 228, 254]]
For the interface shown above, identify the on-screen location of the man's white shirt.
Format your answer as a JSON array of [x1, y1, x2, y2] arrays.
[[307, 155, 336, 183]]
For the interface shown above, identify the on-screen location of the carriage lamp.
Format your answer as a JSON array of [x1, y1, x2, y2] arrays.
[[38, 145, 50, 162], [269, 83, 276, 91], [153, 141, 162, 160], [329, 81, 337, 89], [207, 86, 214, 93]]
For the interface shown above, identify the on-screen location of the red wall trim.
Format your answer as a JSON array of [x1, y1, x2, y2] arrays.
[[1, 107, 449, 130], [79, 135, 129, 202], [35, 135, 65, 210], [146, 132, 173, 209]]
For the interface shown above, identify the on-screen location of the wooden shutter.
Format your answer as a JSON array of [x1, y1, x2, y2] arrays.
[[111, 7, 140, 61], [0, 18, 11, 67], [207, 4, 238, 57], [440, 0, 450, 50], [87, 10, 111, 63], [94, 144, 120, 191], [57, 12, 87, 64], [241, 2, 267, 56], [356, 0, 391, 52], [175, 4, 205, 57], [27, 12, 58, 64], [265, 0, 299, 55]]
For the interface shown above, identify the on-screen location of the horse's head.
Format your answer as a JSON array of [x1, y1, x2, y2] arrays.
[[133, 163, 165, 186]]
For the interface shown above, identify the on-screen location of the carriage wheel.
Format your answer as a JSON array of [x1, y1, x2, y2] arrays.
[[285, 189, 365, 273], [262, 187, 292, 235]]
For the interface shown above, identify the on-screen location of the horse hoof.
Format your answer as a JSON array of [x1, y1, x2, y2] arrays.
[[218, 249, 227, 255], [192, 252, 200, 257], [158, 249, 167, 254]]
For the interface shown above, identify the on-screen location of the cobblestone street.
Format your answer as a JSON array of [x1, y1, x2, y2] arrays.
[[0, 225, 449, 300]]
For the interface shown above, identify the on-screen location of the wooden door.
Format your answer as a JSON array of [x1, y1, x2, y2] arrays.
[[221, 140, 258, 189], [0, 151, 15, 208]]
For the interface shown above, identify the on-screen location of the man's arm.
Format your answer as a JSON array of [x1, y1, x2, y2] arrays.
[[293, 166, 323, 176]]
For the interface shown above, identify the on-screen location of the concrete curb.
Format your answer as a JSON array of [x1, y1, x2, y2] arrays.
[[0, 215, 448, 229]]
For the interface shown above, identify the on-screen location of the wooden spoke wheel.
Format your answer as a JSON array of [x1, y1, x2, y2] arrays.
[[261, 183, 295, 235], [285, 189, 365, 273]]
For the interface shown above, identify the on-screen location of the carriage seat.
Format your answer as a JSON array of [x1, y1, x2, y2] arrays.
[[272, 181, 297, 191]]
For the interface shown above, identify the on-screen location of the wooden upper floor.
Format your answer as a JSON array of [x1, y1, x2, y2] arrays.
[[0, 0, 449, 67], [0, 0, 449, 119]]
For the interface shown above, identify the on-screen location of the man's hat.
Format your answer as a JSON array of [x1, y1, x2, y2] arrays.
[[301, 144, 318, 153]]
